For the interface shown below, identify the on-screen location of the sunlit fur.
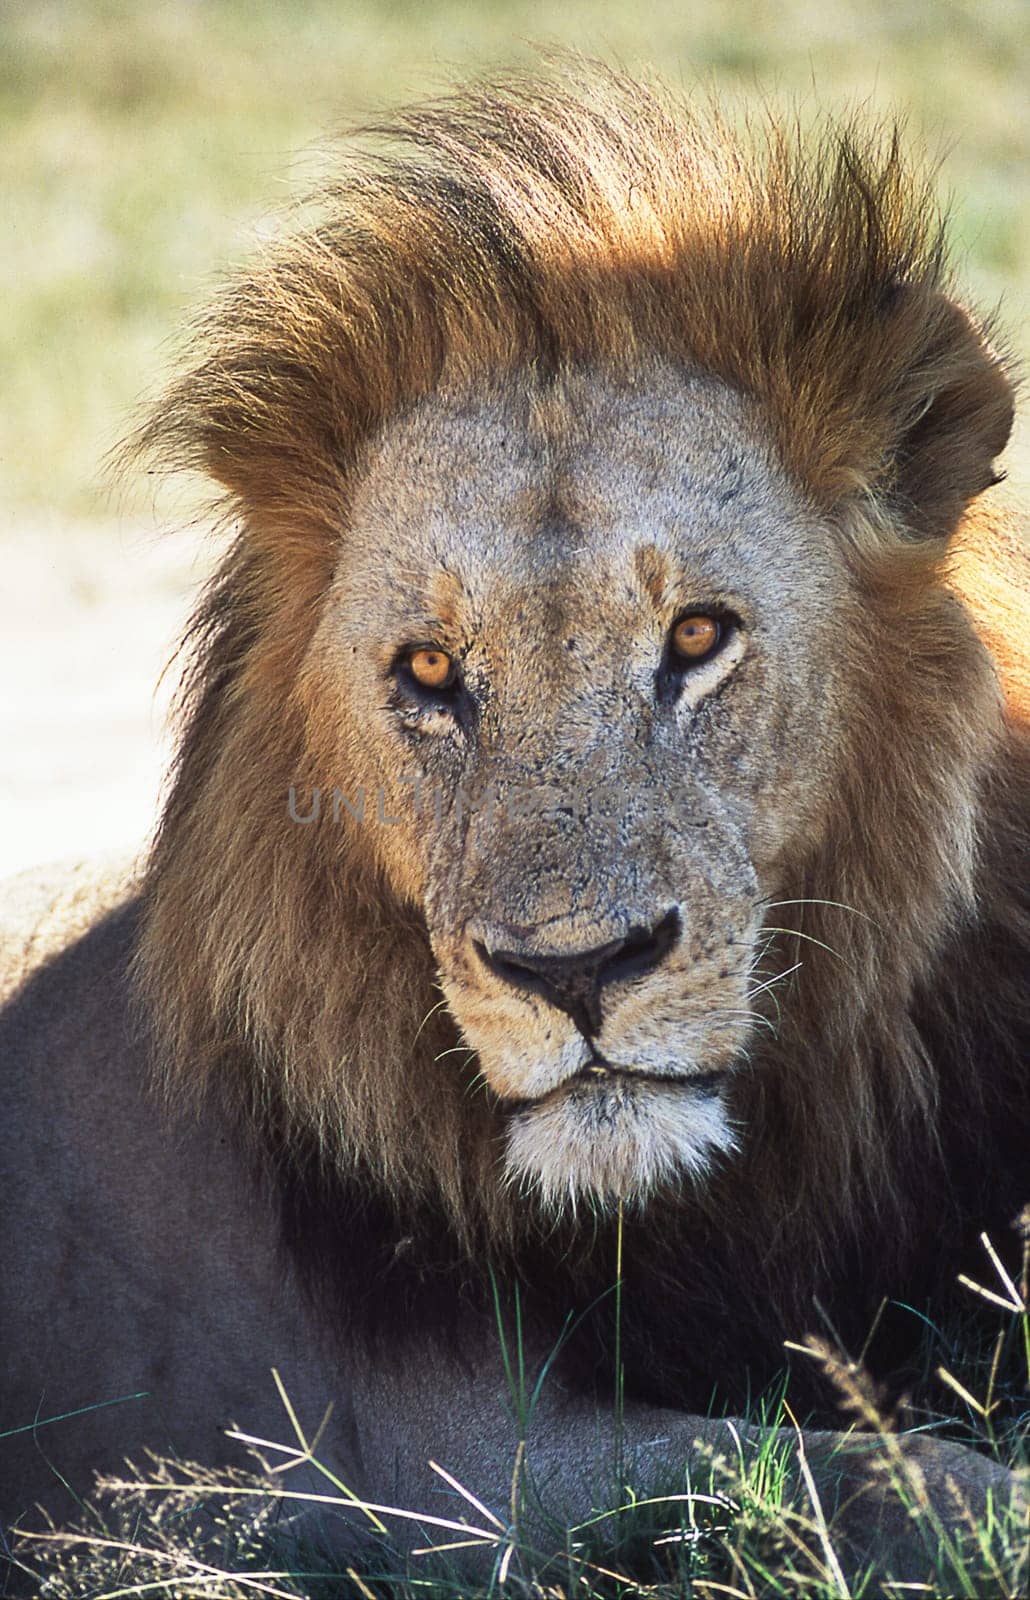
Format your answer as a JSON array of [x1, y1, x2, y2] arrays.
[[131, 65, 1026, 1272], [505, 1077, 740, 1210]]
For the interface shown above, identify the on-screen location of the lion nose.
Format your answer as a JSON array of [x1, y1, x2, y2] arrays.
[[473, 909, 680, 1037]]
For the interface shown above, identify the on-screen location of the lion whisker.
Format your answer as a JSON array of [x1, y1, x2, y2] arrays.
[[748, 960, 803, 1000], [709, 1006, 777, 1038], [759, 896, 880, 928], [411, 997, 450, 1044], [760, 926, 854, 969], [433, 1045, 478, 1064]]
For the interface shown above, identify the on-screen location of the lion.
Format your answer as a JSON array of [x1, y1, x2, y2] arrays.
[[2, 67, 1027, 1589]]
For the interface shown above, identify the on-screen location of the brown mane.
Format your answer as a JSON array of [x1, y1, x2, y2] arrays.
[[132, 67, 1028, 1384]]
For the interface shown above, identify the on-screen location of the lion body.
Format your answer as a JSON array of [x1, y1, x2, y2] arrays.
[[2, 68, 1028, 1582], [0, 867, 558, 1536]]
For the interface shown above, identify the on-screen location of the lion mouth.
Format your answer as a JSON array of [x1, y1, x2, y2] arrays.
[[578, 1060, 726, 1094], [506, 1059, 727, 1112], [502, 1055, 739, 1203]]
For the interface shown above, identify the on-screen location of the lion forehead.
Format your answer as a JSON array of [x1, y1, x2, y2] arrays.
[[338, 365, 839, 628]]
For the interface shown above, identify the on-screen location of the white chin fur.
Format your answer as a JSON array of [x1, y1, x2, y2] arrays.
[[503, 1078, 738, 1210]]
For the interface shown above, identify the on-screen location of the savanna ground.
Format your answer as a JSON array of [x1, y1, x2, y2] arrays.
[[2, 1, 1028, 1594]]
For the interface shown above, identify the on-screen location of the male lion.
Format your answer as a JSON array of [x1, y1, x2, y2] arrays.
[[2, 69, 1027, 1588]]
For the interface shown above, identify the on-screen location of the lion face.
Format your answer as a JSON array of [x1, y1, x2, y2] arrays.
[[303, 364, 858, 1206]]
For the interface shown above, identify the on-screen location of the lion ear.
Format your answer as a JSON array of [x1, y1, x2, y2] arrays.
[[889, 294, 1014, 539]]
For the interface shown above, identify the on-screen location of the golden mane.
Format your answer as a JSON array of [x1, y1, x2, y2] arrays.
[[137, 69, 1013, 534], [133, 66, 1027, 1317]]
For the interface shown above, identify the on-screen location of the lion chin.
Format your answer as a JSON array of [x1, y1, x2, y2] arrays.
[[503, 1071, 739, 1208]]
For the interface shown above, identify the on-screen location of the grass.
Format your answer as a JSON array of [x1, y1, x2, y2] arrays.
[[10, 1217, 1029, 1598], [2, 0, 1029, 525]]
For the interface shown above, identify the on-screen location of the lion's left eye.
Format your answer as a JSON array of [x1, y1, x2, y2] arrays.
[[670, 614, 723, 664]]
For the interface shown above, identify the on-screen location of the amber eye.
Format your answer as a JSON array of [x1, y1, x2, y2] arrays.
[[408, 647, 455, 690], [671, 614, 722, 663]]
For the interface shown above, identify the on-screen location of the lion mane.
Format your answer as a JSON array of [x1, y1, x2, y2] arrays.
[[133, 67, 1027, 1403]]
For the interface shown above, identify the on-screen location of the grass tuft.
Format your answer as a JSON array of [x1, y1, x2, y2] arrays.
[[14, 1229, 1028, 1599]]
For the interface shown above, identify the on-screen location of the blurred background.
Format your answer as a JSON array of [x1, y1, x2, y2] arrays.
[[2, 0, 1027, 875]]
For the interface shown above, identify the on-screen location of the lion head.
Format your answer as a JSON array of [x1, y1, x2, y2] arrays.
[[134, 69, 1024, 1260], [300, 366, 872, 1204]]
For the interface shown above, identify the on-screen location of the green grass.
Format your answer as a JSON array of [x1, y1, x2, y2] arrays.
[[10, 1217, 1029, 1598], [2, 0, 1028, 523]]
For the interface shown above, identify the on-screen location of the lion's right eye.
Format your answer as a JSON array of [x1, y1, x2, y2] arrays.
[[390, 642, 470, 732], [407, 647, 456, 690]]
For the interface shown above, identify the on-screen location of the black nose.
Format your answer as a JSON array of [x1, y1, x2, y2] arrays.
[[474, 909, 680, 1037]]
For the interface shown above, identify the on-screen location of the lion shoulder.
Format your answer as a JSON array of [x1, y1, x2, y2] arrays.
[[0, 854, 140, 1008]]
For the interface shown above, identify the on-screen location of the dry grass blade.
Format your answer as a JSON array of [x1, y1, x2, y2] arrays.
[[935, 1367, 991, 1419], [15, 1530, 301, 1600], [428, 1459, 506, 1531], [782, 1403, 852, 1599]]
